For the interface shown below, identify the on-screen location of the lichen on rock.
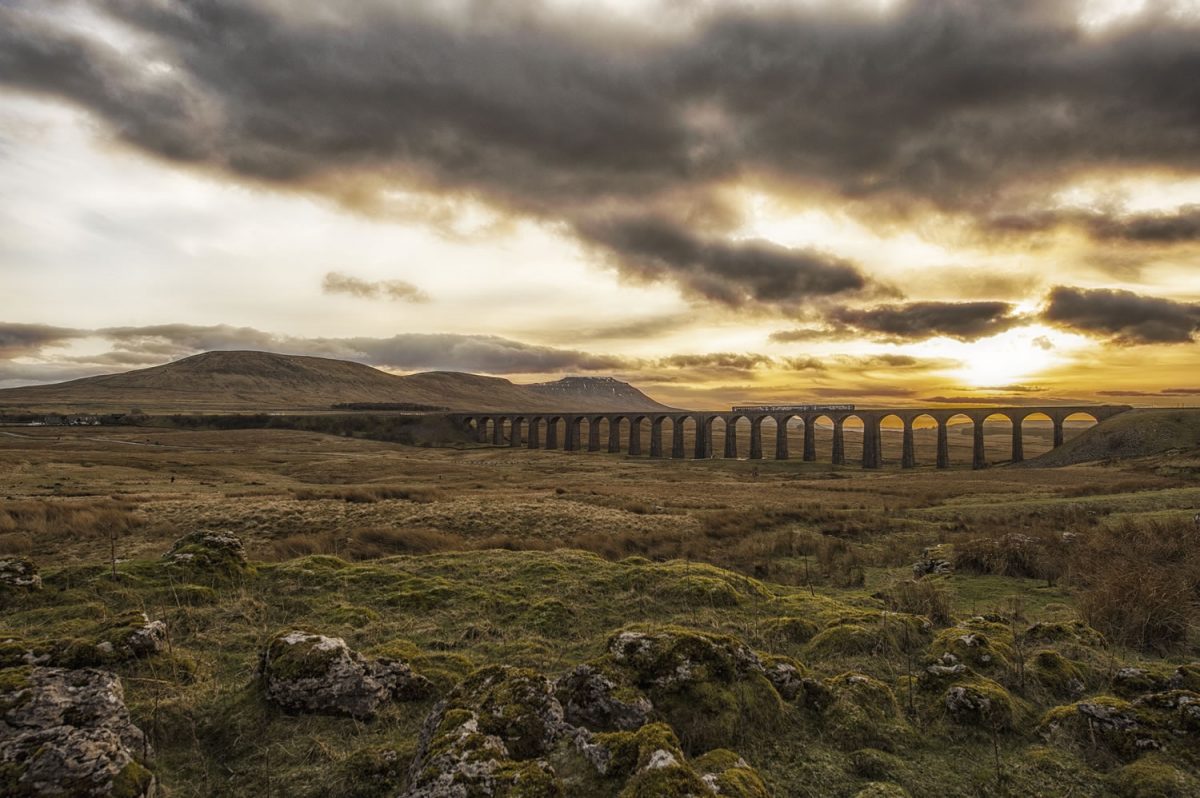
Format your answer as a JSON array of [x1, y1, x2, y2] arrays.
[[0, 666, 156, 797], [556, 663, 653, 733], [0, 557, 42, 592], [162, 530, 249, 575], [259, 630, 430, 719], [942, 678, 1016, 729], [404, 665, 568, 797]]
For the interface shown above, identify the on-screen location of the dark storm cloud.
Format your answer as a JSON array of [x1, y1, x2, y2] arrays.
[[0, 323, 85, 357], [576, 214, 870, 307], [1040, 286, 1200, 344], [6, 1, 1200, 309], [988, 206, 1200, 244], [830, 301, 1024, 341], [322, 272, 428, 303], [658, 352, 773, 370]]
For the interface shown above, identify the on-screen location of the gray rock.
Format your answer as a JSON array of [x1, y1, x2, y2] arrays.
[[259, 631, 430, 719], [162, 530, 247, 572], [0, 666, 156, 797], [556, 664, 653, 732], [0, 556, 42, 591], [403, 666, 566, 797], [764, 660, 805, 701]]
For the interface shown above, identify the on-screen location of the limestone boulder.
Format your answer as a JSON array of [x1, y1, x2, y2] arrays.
[[259, 631, 430, 719], [0, 556, 42, 591], [162, 531, 248, 574], [0, 666, 155, 797]]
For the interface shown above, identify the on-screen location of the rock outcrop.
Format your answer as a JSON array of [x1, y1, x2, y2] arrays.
[[259, 631, 430, 719], [162, 531, 248, 574], [0, 666, 156, 797]]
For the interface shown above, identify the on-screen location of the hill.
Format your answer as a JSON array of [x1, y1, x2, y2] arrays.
[[1028, 408, 1200, 466], [0, 350, 670, 413]]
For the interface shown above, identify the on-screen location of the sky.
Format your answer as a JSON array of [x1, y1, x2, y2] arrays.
[[2, 0, 1200, 408]]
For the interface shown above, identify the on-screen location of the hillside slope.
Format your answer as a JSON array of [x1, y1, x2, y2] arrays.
[[1028, 408, 1200, 466], [0, 350, 669, 413]]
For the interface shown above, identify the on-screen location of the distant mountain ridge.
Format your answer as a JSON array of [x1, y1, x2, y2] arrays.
[[0, 350, 672, 413]]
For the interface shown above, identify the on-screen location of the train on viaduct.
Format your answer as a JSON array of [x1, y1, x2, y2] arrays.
[[446, 404, 1133, 469]]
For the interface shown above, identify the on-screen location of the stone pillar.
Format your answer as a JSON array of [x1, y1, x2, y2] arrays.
[[1010, 417, 1024, 463], [545, 419, 559, 450], [972, 420, 986, 470], [803, 417, 817, 462], [694, 418, 710, 460], [492, 419, 504, 446], [527, 419, 541, 450], [832, 420, 845, 465], [649, 420, 662, 458], [630, 420, 643, 456], [565, 417, 581, 452], [936, 421, 949, 469], [608, 418, 621, 453], [1052, 418, 1065, 448], [902, 420, 915, 469], [775, 417, 789, 460], [588, 419, 601, 452], [672, 418, 686, 459], [510, 419, 523, 447], [723, 418, 738, 458], [749, 419, 763, 460], [862, 418, 880, 469]]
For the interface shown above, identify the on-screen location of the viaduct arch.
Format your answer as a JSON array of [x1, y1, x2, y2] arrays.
[[450, 405, 1131, 470]]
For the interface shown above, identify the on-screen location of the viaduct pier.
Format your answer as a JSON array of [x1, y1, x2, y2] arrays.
[[446, 405, 1132, 470]]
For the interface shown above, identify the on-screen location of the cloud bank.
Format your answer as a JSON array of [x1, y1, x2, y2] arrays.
[[4, 0, 1200, 316]]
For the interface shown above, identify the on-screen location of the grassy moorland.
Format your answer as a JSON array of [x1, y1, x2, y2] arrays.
[[2, 423, 1199, 797]]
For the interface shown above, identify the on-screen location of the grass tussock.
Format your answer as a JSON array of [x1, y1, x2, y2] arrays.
[[0, 499, 143, 554], [1073, 519, 1200, 653]]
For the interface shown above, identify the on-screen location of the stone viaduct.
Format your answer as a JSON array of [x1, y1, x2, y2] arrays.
[[446, 405, 1132, 469]]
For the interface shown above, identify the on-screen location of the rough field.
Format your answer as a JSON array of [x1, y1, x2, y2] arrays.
[[2, 425, 1199, 797]]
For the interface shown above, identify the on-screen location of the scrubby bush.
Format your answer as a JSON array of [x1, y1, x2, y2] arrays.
[[876, 578, 953, 627], [1072, 520, 1200, 653]]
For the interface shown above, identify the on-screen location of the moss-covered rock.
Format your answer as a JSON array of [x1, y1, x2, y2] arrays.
[[760, 654, 807, 701], [1023, 620, 1105, 649], [943, 677, 1016, 730], [1168, 663, 1200, 693], [1038, 696, 1165, 762], [928, 626, 1013, 676], [1028, 649, 1087, 699], [556, 663, 653, 733], [579, 723, 766, 798], [337, 744, 412, 798], [806, 614, 929, 661], [1112, 666, 1174, 698], [0, 557, 42, 592], [162, 530, 249, 575], [1108, 755, 1200, 798], [760, 616, 820, 648], [259, 630, 430, 718], [818, 673, 907, 751], [693, 749, 769, 798], [601, 626, 783, 753], [405, 666, 568, 797]]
